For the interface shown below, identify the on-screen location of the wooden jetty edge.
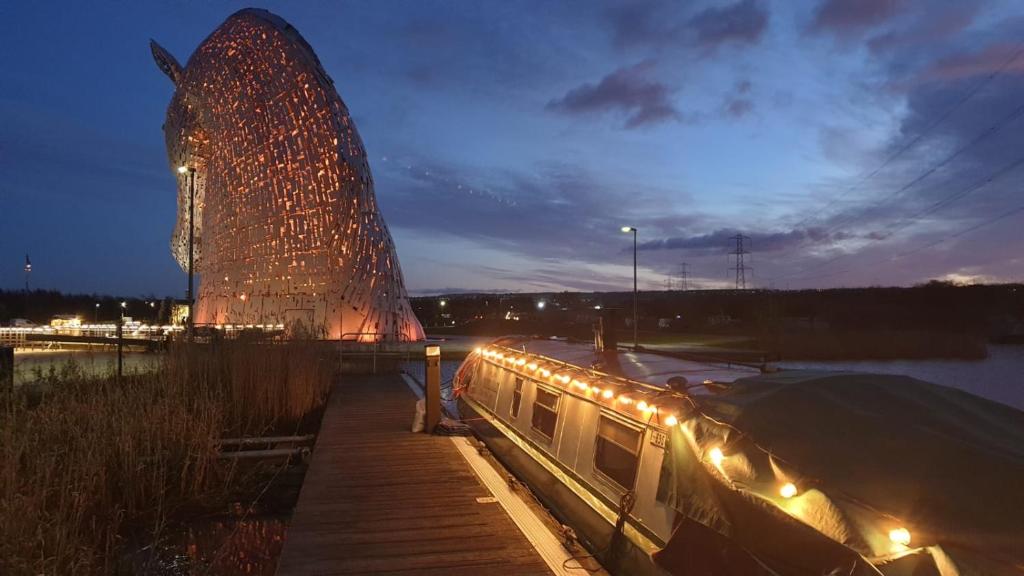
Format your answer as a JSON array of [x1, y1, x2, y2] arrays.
[[275, 374, 556, 575]]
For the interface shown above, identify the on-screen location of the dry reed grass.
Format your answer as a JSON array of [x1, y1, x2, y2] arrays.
[[0, 340, 333, 575]]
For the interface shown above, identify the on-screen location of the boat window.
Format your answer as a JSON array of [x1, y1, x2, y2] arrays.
[[531, 388, 560, 440], [511, 378, 524, 419], [594, 416, 642, 491]]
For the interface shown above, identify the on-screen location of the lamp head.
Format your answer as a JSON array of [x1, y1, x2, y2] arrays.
[[621, 226, 635, 233], [177, 165, 189, 174]]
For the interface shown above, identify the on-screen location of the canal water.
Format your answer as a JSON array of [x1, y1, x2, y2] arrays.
[[13, 349, 161, 385], [779, 344, 1024, 410]]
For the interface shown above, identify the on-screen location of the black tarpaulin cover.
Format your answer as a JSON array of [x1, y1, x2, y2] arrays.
[[654, 371, 1024, 576]]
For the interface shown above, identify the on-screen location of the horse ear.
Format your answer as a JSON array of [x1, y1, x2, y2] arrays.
[[150, 39, 183, 84]]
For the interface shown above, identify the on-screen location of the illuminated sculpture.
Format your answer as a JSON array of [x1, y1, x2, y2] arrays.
[[151, 8, 423, 341]]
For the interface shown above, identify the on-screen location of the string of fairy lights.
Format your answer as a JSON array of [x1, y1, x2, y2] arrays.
[[465, 345, 917, 556]]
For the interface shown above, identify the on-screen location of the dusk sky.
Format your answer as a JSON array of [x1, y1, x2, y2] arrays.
[[2, 0, 1023, 296]]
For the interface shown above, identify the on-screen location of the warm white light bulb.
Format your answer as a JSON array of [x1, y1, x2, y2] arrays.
[[889, 527, 911, 547], [709, 447, 725, 467], [177, 165, 189, 174], [780, 482, 798, 499], [664, 414, 678, 426]]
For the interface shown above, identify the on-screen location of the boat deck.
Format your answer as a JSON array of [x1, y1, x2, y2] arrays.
[[275, 373, 553, 575]]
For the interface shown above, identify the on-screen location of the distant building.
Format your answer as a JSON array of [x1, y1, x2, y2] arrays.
[[50, 315, 81, 328], [151, 9, 423, 342], [170, 303, 190, 326]]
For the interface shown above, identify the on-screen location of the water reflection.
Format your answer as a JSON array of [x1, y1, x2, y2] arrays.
[[780, 344, 1024, 410], [183, 516, 286, 575], [133, 515, 286, 575]]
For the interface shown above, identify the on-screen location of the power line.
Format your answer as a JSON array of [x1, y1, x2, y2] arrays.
[[777, 151, 1024, 281], [782, 201, 1024, 283], [679, 262, 689, 291], [820, 101, 1024, 235], [896, 203, 1024, 259], [729, 235, 751, 289], [791, 42, 1024, 231]]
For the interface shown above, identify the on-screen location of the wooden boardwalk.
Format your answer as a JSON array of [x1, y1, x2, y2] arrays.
[[275, 374, 553, 575]]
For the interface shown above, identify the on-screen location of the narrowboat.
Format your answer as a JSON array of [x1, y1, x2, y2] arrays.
[[453, 336, 1024, 575]]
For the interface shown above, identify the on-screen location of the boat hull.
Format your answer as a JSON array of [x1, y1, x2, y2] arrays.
[[458, 396, 668, 576]]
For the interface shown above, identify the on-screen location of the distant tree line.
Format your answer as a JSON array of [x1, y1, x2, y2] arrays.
[[0, 289, 177, 325], [412, 282, 1024, 343]]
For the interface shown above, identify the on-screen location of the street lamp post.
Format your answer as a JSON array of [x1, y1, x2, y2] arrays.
[[178, 165, 196, 341], [621, 226, 638, 350], [94, 302, 100, 323]]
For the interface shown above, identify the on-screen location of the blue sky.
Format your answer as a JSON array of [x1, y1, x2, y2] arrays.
[[2, 0, 1023, 296]]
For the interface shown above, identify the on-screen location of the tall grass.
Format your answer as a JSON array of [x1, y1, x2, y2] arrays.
[[0, 341, 333, 575]]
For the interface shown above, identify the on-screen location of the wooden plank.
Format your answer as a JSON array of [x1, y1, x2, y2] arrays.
[[275, 373, 553, 575]]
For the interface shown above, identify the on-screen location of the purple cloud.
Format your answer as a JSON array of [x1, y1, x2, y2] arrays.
[[689, 0, 768, 50], [637, 227, 853, 255], [723, 79, 755, 118], [546, 61, 680, 128], [724, 98, 754, 118], [607, 0, 767, 53], [811, 0, 908, 37], [867, 3, 980, 54], [918, 42, 1024, 83]]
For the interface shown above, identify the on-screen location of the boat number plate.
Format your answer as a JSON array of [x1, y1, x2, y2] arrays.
[[650, 431, 667, 448]]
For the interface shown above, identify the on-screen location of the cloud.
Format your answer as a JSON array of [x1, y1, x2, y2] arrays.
[[689, 0, 768, 50], [810, 0, 908, 37], [867, 3, 980, 54], [546, 61, 680, 128], [722, 79, 755, 118], [724, 98, 754, 118], [607, 0, 767, 53], [637, 227, 853, 255], [917, 42, 1024, 83]]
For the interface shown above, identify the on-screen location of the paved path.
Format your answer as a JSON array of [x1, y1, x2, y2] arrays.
[[275, 373, 552, 575]]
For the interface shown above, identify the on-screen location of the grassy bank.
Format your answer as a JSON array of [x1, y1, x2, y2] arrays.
[[0, 341, 333, 575], [758, 329, 989, 361]]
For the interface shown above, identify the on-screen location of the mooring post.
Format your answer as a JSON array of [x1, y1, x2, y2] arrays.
[[0, 345, 13, 394], [424, 344, 441, 433], [116, 316, 124, 381]]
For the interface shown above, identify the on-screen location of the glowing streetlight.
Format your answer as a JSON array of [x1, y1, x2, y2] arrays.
[[536, 300, 546, 310], [621, 226, 638, 350]]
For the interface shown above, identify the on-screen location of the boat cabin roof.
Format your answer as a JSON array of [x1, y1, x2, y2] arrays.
[[497, 337, 760, 392]]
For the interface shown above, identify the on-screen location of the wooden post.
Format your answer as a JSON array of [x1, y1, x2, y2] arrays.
[[116, 316, 124, 381], [424, 345, 441, 433], [0, 346, 13, 394]]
